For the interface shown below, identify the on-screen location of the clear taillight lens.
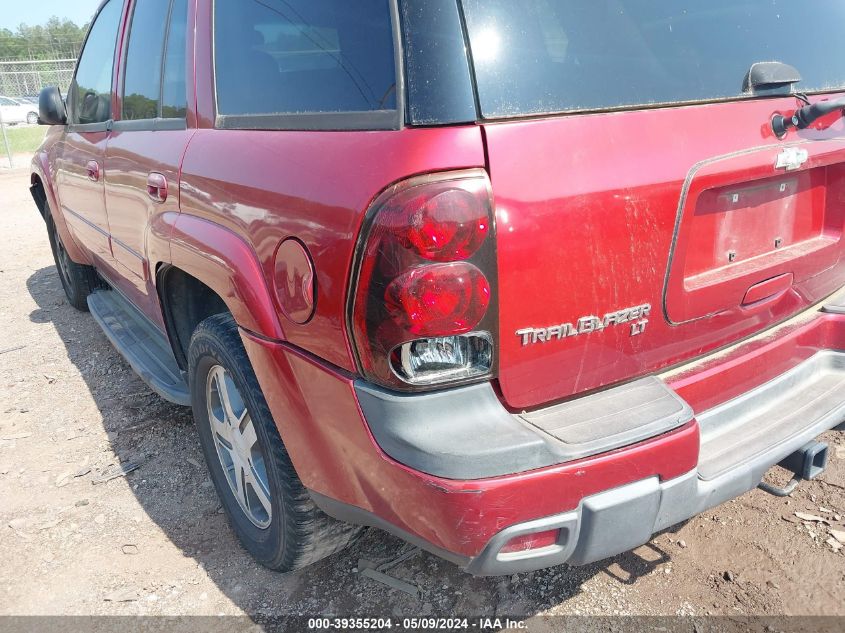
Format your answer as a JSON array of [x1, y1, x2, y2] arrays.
[[389, 333, 494, 386], [350, 170, 498, 390]]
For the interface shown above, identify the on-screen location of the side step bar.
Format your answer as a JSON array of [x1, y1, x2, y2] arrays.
[[88, 289, 191, 406]]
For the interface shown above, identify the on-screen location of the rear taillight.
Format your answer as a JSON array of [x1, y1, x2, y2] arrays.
[[350, 170, 497, 390]]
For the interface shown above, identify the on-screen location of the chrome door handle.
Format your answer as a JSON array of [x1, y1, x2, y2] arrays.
[[146, 172, 168, 203], [86, 161, 100, 182]]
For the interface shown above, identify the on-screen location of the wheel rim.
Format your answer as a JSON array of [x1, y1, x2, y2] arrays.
[[206, 365, 272, 528]]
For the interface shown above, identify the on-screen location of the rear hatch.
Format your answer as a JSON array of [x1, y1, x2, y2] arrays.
[[461, 0, 845, 409]]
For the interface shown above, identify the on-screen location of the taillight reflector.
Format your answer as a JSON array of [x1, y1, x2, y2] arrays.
[[500, 530, 561, 554]]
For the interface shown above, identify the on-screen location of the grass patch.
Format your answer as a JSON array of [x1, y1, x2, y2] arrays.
[[0, 125, 47, 155]]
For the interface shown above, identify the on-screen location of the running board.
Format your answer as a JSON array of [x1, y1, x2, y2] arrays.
[[88, 290, 191, 406]]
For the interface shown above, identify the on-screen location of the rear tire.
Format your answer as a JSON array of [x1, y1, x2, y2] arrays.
[[188, 313, 361, 571], [45, 211, 98, 311], [27, 112, 38, 125]]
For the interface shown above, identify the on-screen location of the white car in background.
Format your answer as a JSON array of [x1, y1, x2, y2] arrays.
[[0, 96, 38, 125]]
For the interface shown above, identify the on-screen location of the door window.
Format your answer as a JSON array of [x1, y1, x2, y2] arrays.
[[69, 0, 123, 125], [121, 0, 189, 121], [122, 0, 169, 120], [161, 0, 189, 119]]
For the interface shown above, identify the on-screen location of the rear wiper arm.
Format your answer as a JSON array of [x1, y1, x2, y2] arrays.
[[772, 96, 845, 137]]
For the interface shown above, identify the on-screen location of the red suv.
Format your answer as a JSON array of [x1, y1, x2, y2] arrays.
[[31, 0, 845, 575]]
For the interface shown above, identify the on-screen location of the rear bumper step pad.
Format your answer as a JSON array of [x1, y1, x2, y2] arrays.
[[356, 376, 693, 480]]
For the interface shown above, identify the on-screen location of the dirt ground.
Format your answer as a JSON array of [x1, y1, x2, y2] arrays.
[[1, 164, 844, 622]]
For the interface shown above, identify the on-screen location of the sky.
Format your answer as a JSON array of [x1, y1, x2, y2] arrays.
[[0, 0, 101, 30]]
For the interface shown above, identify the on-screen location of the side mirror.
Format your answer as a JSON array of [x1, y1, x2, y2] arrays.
[[39, 86, 67, 126]]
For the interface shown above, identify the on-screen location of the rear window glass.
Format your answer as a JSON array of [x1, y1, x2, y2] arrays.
[[461, 0, 845, 118], [214, 0, 397, 116]]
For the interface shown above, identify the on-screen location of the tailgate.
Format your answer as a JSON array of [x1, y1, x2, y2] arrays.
[[459, 0, 845, 409], [485, 99, 845, 409]]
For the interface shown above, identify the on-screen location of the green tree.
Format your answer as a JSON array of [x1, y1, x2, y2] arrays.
[[0, 17, 88, 61]]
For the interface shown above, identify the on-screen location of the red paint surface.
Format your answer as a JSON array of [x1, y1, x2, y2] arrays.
[[104, 129, 194, 326], [273, 238, 316, 325], [30, 145, 89, 265], [668, 311, 845, 412]]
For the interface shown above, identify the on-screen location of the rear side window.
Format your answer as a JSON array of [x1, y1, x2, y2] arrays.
[[69, 0, 123, 125], [461, 0, 845, 118], [213, 0, 397, 117]]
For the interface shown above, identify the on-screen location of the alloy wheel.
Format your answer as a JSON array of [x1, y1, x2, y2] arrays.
[[206, 364, 272, 528]]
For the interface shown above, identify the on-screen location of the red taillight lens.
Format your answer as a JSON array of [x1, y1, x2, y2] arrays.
[[351, 170, 498, 389], [405, 189, 489, 261], [372, 180, 491, 264], [385, 263, 490, 337]]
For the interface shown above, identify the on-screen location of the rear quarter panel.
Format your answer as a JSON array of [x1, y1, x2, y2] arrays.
[[178, 126, 486, 370]]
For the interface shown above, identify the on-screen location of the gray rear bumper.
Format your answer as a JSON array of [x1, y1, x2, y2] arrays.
[[467, 351, 845, 575], [356, 376, 693, 480]]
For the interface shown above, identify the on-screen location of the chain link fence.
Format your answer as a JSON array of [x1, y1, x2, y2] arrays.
[[0, 58, 76, 168], [0, 58, 76, 98]]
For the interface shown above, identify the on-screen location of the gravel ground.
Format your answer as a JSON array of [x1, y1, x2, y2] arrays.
[[0, 165, 844, 621]]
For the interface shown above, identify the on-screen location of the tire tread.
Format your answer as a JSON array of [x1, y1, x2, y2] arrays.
[[45, 212, 98, 311]]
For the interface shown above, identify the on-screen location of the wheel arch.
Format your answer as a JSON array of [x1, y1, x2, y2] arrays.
[[156, 213, 286, 367], [156, 264, 230, 369], [30, 161, 90, 265]]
